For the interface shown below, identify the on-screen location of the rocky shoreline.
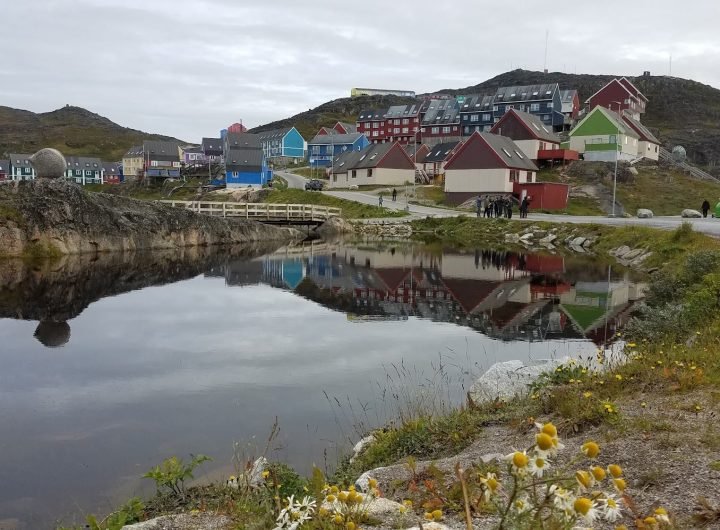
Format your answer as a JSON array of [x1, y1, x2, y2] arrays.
[[0, 180, 300, 257]]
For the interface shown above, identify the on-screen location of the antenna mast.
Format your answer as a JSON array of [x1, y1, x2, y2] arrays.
[[543, 30, 549, 73]]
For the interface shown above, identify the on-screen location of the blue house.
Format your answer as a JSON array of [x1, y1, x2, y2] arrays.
[[257, 127, 306, 162], [307, 132, 369, 168], [224, 133, 271, 187]]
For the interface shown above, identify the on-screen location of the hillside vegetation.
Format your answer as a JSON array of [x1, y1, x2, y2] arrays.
[[0, 105, 181, 161]]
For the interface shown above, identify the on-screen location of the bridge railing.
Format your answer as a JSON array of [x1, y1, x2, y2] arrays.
[[157, 200, 341, 221]]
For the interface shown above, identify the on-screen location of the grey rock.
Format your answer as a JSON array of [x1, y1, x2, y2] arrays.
[[469, 358, 570, 403], [637, 208, 654, 218], [629, 252, 652, 267], [322, 494, 406, 520], [582, 237, 595, 248], [316, 216, 354, 236], [479, 453, 505, 463], [612, 245, 632, 258], [350, 434, 376, 464], [246, 456, 268, 487], [30, 148, 67, 178], [122, 513, 233, 530], [628, 166, 639, 175], [519, 232, 534, 240], [538, 234, 557, 245], [504, 233, 520, 243], [570, 237, 586, 247], [682, 209, 702, 218], [622, 248, 645, 260]]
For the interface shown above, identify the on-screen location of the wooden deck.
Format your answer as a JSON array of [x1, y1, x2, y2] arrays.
[[158, 200, 341, 225]]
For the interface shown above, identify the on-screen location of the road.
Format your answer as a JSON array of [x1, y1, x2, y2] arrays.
[[323, 190, 720, 236], [275, 170, 308, 190]]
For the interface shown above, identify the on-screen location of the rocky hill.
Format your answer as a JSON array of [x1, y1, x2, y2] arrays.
[[0, 105, 182, 161], [253, 69, 720, 171]]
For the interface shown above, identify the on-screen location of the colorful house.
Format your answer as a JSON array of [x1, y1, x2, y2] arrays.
[[64, 156, 103, 184], [257, 127, 306, 162], [568, 106, 640, 162], [102, 162, 123, 184], [490, 109, 578, 165], [8, 154, 35, 181], [202, 137, 224, 164], [143, 141, 181, 179], [493, 84, 564, 131], [307, 132, 369, 168], [384, 103, 423, 144], [223, 133, 270, 187], [560, 89, 580, 130], [622, 116, 660, 161], [422, 141, 464, 181], [460, 95, 495, 135], [403, 144, 430, 167], [420, 99, 462, 144], [182, 146, 206, 167], [0, 160, 8, 181], [334, 122, 357, 134], [585, 77, 647, 121], [122, 145, 144, 181], [357, 109, 387, 143], [329, 142, 416, 188], [442, 132, 539, 204]]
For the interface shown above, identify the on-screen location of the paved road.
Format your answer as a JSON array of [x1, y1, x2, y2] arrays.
[[323, 190, 720, 236], [275, 171, 307, 190]]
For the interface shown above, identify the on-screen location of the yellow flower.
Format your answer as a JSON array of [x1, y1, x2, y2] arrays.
[[641, 402, 647, 408], [590, 466, 606, 481], [346, 522, 356, 530], [541, 422, 557, 438], [431, 509, 443, 521], [574, 497, 592, 515], [608, 464, 623, 478], [337, 491, 348, 502], [512, 451, 529, 468], [615, 374, 623, 381], [403, 499, 413, 507], [399, 505, 407, 514], [262, 470, 270, 479], [576, 470, 593, 490], [333, 514, 343, 524], [613, 478, 627, 492], [326, 494, 336, 503], [368, 478, 378, 489], [319, 507, 329, 517], [424, 512, 433, 521], [536, 433, 554, 451], [581, 441, 600, 458], [330, 485, 339, 494], [654, 507, 670, 523], [583, 391, 593, 398], [643, 516, 658, 526]]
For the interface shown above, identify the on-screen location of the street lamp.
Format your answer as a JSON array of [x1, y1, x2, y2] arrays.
[[610, 101, 623, 217]]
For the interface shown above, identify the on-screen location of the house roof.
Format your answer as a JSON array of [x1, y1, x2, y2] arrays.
[[124, 145, 143, 157], [102, 162, 122, 175], [202, 137, 223, 153], [8, 154, 34, 168], [619, 77, 648, 101], [257, 127, 292, 141], [0, 160, 8, 172], [225, 147, 264, 170], [584, 78, 634, 104], [183, 146, 203, 154], [622, 116, 659, 143], [318, 127, 337, 135], [225, 132, 262, 149], [445, 132, 539, 172], [424, 141, 463, 163], [331, 142, 412, 172], [421, 99, 461, 125], [143, 141, 180, 159], [403, 143, 429, 162], [336, 122, 357, 133], [494, 84, 559, 102], [560, 89, 577, 103], [357, 109, 386, 122], [65, 156, 102, 169], [459, 94, 494, 113], [385, 103, 423, 119], [570, 106, 639, 139], [492, 109, 560, 143], [308, 132, 365, 145]]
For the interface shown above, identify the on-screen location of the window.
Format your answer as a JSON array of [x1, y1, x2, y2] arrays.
[[368, 168, 373, 178], [372, 122, 378, 128], [527, 171, 534, 182], [530, 103, 540, 111], [482, 113, 491, 121], [394, 119, 400, 125], [421, 128, 426, 133], [464, 126, 470, 134], [547, 102, 553, 108], [509, 169, 519, 182], [369, 154, 378, 160], [514, 150, 524, 159], [372, 130, 378, 137], [442, 126, 451, 133], [402, 127, 408, 133], [470, 114, 479, 122], [431, 127, 439, 134], [532, 91, 538, 96], [402, 118, 409, 125], [492, 105, 499, 112], [542, 115, 550, 122], [352, 170, 357, 178]]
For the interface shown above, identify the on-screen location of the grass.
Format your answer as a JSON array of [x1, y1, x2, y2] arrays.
[[289, 167, 326, 179], [0, 204, 23, 224], [263, 188, 408, 219]]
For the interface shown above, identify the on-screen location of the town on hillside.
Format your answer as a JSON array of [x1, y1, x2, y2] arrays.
[[0, 77, 663, 211]]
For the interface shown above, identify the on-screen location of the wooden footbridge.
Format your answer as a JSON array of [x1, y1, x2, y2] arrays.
[[158, 200, 341, 226]]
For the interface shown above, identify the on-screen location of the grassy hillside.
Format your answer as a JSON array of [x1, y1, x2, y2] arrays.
[[248, 94, 416, 140], [0, 105, 182, 161]]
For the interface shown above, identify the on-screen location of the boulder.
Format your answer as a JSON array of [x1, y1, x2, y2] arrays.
[[504, 233, 520, 243], [468, 358, 570, 403], [349, 434, 376, 464], [622, 248, 644, 261], [681, 209, 702, 218], [637, 209, 654, 218], [322, 494, 405, 519], [612, 245, 632, 258], [519, 232, 534, 241], [570, 237, 586, 247], [121, 513, 233, 530], [539, 234, 557, 245], [30, 148, 67, 178], [316, 216, 354, 236]]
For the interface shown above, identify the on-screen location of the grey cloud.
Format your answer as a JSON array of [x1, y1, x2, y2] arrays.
[[1, 0, 719, 140]]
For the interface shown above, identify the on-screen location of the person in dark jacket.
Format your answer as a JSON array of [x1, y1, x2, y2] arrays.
[[392, 188, 397, 202], [702, 199, 711, 218], [520, 197, 529, 218]]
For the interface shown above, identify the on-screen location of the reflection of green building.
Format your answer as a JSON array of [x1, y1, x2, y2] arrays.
[[560, 281, 647, 335]]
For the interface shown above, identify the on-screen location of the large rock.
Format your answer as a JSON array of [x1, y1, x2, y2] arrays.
[[637, 208, 654, 218], [469, 358, 570, 403], [570, 236, 586, 247], [121, 513, 233, 529], [682, 209, 702, 218], [30, 148, 67, 178], [316, 216, 354, 236], [0, 179, 300, 257]]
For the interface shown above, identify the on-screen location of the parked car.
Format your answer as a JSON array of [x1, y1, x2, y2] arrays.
[[305, 179, 324, 191]]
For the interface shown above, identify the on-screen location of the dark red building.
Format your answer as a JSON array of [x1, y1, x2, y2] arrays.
[[585, 77, 647, 121], [357, 109, 388, 144]]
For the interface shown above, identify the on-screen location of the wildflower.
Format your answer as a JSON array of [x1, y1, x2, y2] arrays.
[[643, 516, 658, 527], [479, 472, 500, 502], [576, 470, 594, 490], [431, 509, 443, 521], [581, 441, 600, 459], [424, 512, 433, 520], [627, 342, 636, 348], [368, 478, 377, 489], [337, 491, 348, 502], [550, 485, 575, 514], [330, 485, 339, 494], [583, 391, 593, 398], [603, 402, 616, 414], [529, 456, 549, 477], [574, 497, 598, 523], [346, 522, 356, 530], [513, 496, 533, 514], [654, 507, 670, 523], [615, 374, 623, 381], [602, 495, 623, 522], [590, 466, 606, 481], [607, 464, 623, 478], [695, 404, 702, 412], [540, 422, 558, 438], [318, 507, 328, 517], [403, 500, 413, 508], [262, 470, 270, 479], [509, 451, 529, 473], [326, 494, 336, 503], [536, 433, 554, 452], [641, 402, 647, 408], [333, 514, 343, 524], [613, 478, 627, 492], [399, 505, 407, 514]]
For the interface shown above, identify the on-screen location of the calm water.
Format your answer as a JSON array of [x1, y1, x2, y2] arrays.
[[0, 240, 646, 529]]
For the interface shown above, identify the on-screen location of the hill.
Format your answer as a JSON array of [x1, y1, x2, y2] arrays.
[[253, 70, 720, 171], [0, 105, 183, 161]]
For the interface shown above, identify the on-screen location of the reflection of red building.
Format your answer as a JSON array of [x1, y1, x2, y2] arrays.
[[525, 254, 565, 274]]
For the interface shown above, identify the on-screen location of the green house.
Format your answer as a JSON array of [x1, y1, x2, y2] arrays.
[[568, 107, 639, 162]]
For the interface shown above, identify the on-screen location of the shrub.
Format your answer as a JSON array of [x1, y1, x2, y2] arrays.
[[143, 454, 212, 496]]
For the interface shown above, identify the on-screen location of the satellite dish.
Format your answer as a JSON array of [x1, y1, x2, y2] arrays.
[[672, 145, 687, 162]]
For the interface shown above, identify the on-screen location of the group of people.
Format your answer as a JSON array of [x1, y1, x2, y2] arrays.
[[475, 196, 531, 219]]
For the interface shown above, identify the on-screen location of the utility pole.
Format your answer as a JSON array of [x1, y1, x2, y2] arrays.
[[543, 30, 549, 73], [611, 102, 622, 217]]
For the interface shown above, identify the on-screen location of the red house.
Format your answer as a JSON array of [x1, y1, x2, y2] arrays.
[[586, 77, 647, 121], [357, 109, 388, 143], [420, 99, 462, 143], [227, 122, 248, 133], [385, 103, 423, 144]]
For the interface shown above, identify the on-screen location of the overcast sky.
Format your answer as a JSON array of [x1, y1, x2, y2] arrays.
[[2, 0, 719, 141]]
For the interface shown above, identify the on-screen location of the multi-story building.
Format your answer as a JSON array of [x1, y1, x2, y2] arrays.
[[357, 109, 388, 144], [8, 154, 35, 181], [492, 84, 564, 131], [64, 156, 103, 184], [585, 78, 647, 121], [384, 103, 423, 144], [622, 116, 660, 161], [307, 132, 370, 168], [460, 95, 495, 135], [420, 99, 462, 144], [122, 145, 144, 181], [421, 141, 464, 181], [182, 146, 206, 167], [257, 127, 306, 163], [223, 133, 271, 187], [143, 141, 182, 179], [568, 106, 640, 162], [560, 89, 581, 130]]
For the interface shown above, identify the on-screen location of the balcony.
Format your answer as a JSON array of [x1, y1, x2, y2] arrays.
[[585, 143, 619, 152]]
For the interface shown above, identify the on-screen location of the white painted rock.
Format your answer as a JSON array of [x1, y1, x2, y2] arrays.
[[350, 434, 375, 463], [468, 358, 570, 403], [30, 148, 67, 178], [247, 456, 268, 487], [681, 209, 702, 218], [637, 208, 654, 218]]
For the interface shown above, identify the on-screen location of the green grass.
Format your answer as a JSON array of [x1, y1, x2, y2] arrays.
[[263, 189, 408, 219], [289, 167, 326, 179]]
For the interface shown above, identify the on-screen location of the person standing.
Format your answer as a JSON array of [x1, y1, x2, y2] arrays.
[[392, 188, 397, 202], [520, 197, 528, 218], [476, 196, 482, 217], [702, 199, 710, 218], [378, 194, 383, 208]]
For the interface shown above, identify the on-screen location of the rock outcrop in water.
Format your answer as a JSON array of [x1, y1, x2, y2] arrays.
[[0, 179, 300, 257]]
